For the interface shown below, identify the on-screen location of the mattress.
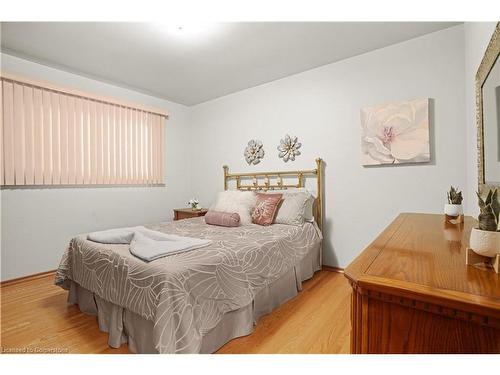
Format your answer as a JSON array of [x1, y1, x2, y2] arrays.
[[55, 217, 322, 353]]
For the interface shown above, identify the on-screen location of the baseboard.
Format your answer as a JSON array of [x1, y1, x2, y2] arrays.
[[1, 269, 56, 287], [322, 265, 344, 273]]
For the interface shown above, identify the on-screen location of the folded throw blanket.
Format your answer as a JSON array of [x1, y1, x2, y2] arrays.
[[87, 226, 211, 262]]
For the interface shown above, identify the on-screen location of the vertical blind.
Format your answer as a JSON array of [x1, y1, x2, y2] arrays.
[[0, 74, 167, 186]]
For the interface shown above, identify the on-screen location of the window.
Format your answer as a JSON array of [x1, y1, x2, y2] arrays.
[[0, 73, 167, 186]]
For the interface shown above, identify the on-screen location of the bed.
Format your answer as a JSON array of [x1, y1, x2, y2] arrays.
[[55, 158, 324, 354]]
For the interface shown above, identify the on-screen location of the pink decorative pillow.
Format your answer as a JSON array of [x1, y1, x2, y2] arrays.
[[205, 210, 240, 227], [251, 193, 283, 226]]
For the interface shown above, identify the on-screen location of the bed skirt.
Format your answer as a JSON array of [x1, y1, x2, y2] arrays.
[[66, 245, 321, 354]]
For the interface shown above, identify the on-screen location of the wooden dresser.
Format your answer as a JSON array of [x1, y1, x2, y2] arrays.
[[344, 213, 500, 354]]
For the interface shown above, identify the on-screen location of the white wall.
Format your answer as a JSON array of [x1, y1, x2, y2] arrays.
[[190, 25, 467, 268], [1, 24, 478, 278], [0, 53, 193, 280], [464, 22, 498, 216]]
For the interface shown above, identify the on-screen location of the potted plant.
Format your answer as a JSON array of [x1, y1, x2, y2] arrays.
[[444, 186, 463, 217], [188, 198, 201, 211], [470, 189, 500, 257]]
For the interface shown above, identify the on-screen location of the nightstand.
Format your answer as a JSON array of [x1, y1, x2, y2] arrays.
[[173, 208, 208, 221]]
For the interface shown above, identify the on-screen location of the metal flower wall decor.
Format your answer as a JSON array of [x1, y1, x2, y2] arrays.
[[244, 139, 265, 165], [278, 134, 302, 162]]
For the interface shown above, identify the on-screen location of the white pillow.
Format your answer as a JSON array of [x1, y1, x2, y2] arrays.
[[273, 192, 310, 226], [211, 190, 257, 225], [266, 189, 315, 223], [303, 195, 315, 222]]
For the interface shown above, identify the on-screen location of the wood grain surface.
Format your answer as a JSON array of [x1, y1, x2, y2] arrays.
[[345, 213, 500, 354], [1, 270, 350, 354]]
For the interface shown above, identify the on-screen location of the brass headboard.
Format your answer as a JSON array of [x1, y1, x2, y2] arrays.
[[223, 158, 324, 231]]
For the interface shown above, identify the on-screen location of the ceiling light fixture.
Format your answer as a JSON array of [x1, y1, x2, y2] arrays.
[[158, 23, 221, 38]]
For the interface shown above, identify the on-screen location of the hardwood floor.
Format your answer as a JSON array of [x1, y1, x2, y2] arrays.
[[0, 270, 351, 354], [217, 270, 351, 354]]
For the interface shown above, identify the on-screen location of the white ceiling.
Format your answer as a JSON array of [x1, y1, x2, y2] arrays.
[[0, 22, 460, 106]]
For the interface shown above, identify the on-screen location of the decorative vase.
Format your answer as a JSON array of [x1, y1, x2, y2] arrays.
[[469, 228, 500, 257], [444, 204, 463, 217], [191, 206, 201, 211]]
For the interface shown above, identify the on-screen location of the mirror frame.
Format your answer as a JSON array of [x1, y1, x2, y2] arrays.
[[476, 22, 500, 193]]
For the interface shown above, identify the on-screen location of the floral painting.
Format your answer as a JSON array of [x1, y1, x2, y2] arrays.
[[361, 98, 430, 166]]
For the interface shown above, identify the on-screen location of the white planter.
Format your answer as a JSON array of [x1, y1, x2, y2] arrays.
[[469, 228, 500, 257], [444, 204, 463, 217]]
